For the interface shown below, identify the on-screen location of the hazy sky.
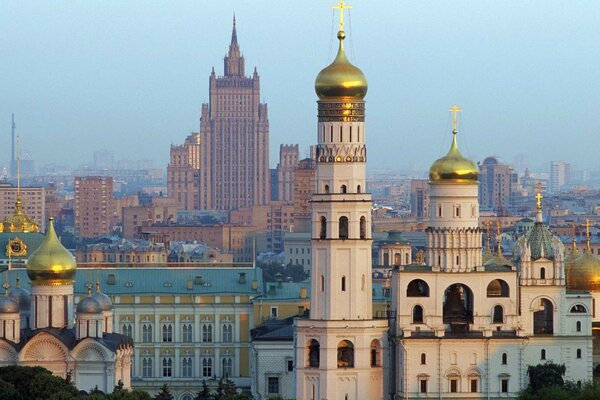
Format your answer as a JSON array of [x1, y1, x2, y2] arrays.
[[1, 1, 599, 173]]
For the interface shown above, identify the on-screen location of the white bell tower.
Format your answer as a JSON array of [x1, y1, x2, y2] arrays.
[[295, 3, 388, 400]]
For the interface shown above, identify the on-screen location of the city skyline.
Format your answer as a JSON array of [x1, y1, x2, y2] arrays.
[[1, 1, 599, 172]]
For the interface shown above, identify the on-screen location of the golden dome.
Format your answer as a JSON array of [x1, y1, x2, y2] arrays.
[[315, 31, 367, 100], [566, 251, 600, 292], [26, 218, 76, 286], [429, 131, 479, 183], [0, 196, 39, 233]]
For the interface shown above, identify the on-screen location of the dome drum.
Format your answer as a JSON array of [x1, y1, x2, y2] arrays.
[[317, 100, 365, 122]]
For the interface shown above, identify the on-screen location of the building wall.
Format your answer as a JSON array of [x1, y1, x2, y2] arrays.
[[0, 184, 45, 230], [74, 176, 114, 238], [167, 134, 201, 210], [276, 144, 299, 203]]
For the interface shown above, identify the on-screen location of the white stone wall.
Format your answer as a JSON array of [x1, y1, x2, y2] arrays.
[[251, 341, 295, 400]]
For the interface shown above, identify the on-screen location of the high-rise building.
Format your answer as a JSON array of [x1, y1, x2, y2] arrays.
[[199, 17, 270, 211], [167, 133, 201, 210], [74, 176, 114, 238], [478, 157, 521, 212], [294, 10, 388, 400], [409, 179, 429, 220], [0, 183, 45, 231], [550, 160, 570, 193], [276, 144, 299, 203], [292, 158, 316, 233]]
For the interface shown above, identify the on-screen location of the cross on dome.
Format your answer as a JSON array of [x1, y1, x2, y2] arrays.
[[332, 1, 352, 32], [448, 105, 462, 133]]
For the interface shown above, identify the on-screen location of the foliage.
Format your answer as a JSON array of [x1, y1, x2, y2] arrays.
[[285, 264, 308, 282], [154, 384, 174, 400], [0, 379, 19, 400], [194, 380, 212, 400], [518, 373, 600, 400], [526, 362, 566, 392]]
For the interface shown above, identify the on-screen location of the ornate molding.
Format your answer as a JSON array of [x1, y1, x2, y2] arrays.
[[318, 101, 365, 122], [316, 144, 366, 163]]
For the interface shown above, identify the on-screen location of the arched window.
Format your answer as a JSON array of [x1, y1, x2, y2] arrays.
[[324, 184, 330, 194], [501, 353, 507, 365], [576, 321, 581, 332], [421, 353, 427, 365], [222, 323, 233, 342], [182, 357, 193, 377], [202, 358, 213, 377], [308, 340, 320, 368], [337, 340, 354, 368], [412, 305, 424, 324], [361, 274, 365, 291], [222, 357, 233, 377], [540, 267, 546, 279], [142, 357, 153, 377], [407, 279, 430, 297], [341, 185, 347, 194], [383, 253, 389, 266], [571, 305, 587, 313], [341, 276, 346, 292], [487, 279, 510, 297], [394, 253, 401, 265], [541, 349, 546, 360], [320, 217, 327, 239], [122, 323, 132, 338], [339, 216, 349, 239], [405, 253, 410, 265], [162, 357, 172, 377], [320, 275, 325, 291], [534, 299, 554, 334], [162, 324, 172, 342], [357, 185, 361, 193], [359, 216, 366, 239], [577, 349, 582, 359], [181, 395, 193, 400], [142, 324, 152, 343], [370, 340, 381, 367], [182, 323, 192, 342], [493, 305, 504, 324], [202, 324, 213, 342]]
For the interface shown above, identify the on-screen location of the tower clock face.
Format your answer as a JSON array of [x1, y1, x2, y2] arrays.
[[10, 241, 21, 253]]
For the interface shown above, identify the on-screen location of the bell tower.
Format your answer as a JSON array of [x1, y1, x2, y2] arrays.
[[294, 3, 388, 400]]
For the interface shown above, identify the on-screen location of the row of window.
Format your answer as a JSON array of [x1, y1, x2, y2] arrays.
[[419, 378, 507, 394], [319, 216, 367, 239], [321, 124, 362, 144], [307, 339, 381, 368], [141, 357, 233, 378], [129, 323, 233, 343]]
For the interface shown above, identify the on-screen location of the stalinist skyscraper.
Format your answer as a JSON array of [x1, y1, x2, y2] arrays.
[[294, 3, 388, 400], [199, 17, 270, 211]]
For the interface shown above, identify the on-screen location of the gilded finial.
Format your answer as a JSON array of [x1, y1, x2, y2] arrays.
[[572, 223, 578, 252], [448, 105, 462, 133], [96, 281, 100, 293], [2, 282, 9, 296], [86, 283, 92, 296], [496, 221, 502, 256], [332, 1, 352, 32], [586, 219, 591, 252], [535, 182, 543, 210]]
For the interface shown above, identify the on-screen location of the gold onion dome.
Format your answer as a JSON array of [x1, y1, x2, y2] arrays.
[[26, 218, 76, 285], [315, 30, 368, 100], [567, 251, 600, 292], [429, 130, 479, 183], [0, 196, 39, 233]]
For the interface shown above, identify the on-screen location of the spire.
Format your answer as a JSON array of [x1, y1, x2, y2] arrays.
[[586, 219, 591, 252], [231, 14, 238, 45], [535, 182, 543, 223], [572, 223, 578, 253], [496, 221, 503, 256]]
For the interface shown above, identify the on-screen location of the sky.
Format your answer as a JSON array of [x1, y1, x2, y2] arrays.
[[1, 1, 599, 174]]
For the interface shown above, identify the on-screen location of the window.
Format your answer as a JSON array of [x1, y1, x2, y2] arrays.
[[181, 395, 193, 400], [455, 206, 460, 217], [540, 267, 546, 279], [450, 379, 458, 393], [162, 358, 172, 377], [341, 276, 346, 292], [222, 357, 233, 377], [501, 353, 507, 365], [270, 307, 278, 318], [337, 340, 354, 368], [576, 321, 581, 332], [493, 305, 504, 324], [357, 185, 361, 193], [370, 340, 381, 367], [142, 324, 152, 343], [182, 357, 193, 378], [534, 299, 554, 334], [420, 379, 428, 393], [162, 324, 173, 342], [421, 353, 426, 365], [412, 305, 424, 324], [324, 185, 329, 194], [287, 359, 294, 372], [359, 216, 366, 239], [407, 279, 430, 297], [577, 349, 582, 359], [182, 323, 192, 342], [268, 377, 279, 394], [202, 358, 213, 377], [339, 216, 349, 239], [320, 275, 325, 291], [501, 379, 509, 393], [341, 185, 347, 194], [202, 324, 213, 342], [320, 217, 327, 239], [571, 304, 587, 313], [541, 349, 546, 360], [122, 323, 132, 338], [222, 323, 233, 342], [470, 379, 478, 392], [142, 357, 153, 378], [487, 279, 510, 297], [308, 340, 320, 368]]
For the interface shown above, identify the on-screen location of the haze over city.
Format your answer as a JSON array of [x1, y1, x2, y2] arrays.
[[2, 1, 599, 172]]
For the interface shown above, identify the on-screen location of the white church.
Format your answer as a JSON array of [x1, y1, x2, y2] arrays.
[[0, 218, 133, 393], [292, 3, 593, 399]]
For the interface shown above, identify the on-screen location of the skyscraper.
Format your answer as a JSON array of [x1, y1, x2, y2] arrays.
[[478, 156, 520, 213], [199, 17, 270, 211], [550, 160, 570, 193], [74, 176, 114, 238], [294, 6, 387, 400], [276, 144, 299, 203], [167, 133, 201, 210]]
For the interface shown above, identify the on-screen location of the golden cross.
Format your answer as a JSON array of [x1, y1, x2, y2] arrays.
[[535, 182, 542, 209], [332, 1, 352, 31], [448, 105, 462, 132], [586, 218, 591, 251]]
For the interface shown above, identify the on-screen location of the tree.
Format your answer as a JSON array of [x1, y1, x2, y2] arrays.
[[527, 362, 566, 392], [0, 380, 19, 400], [194, 380, 212, 400], [154, 384, 174, 400]]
